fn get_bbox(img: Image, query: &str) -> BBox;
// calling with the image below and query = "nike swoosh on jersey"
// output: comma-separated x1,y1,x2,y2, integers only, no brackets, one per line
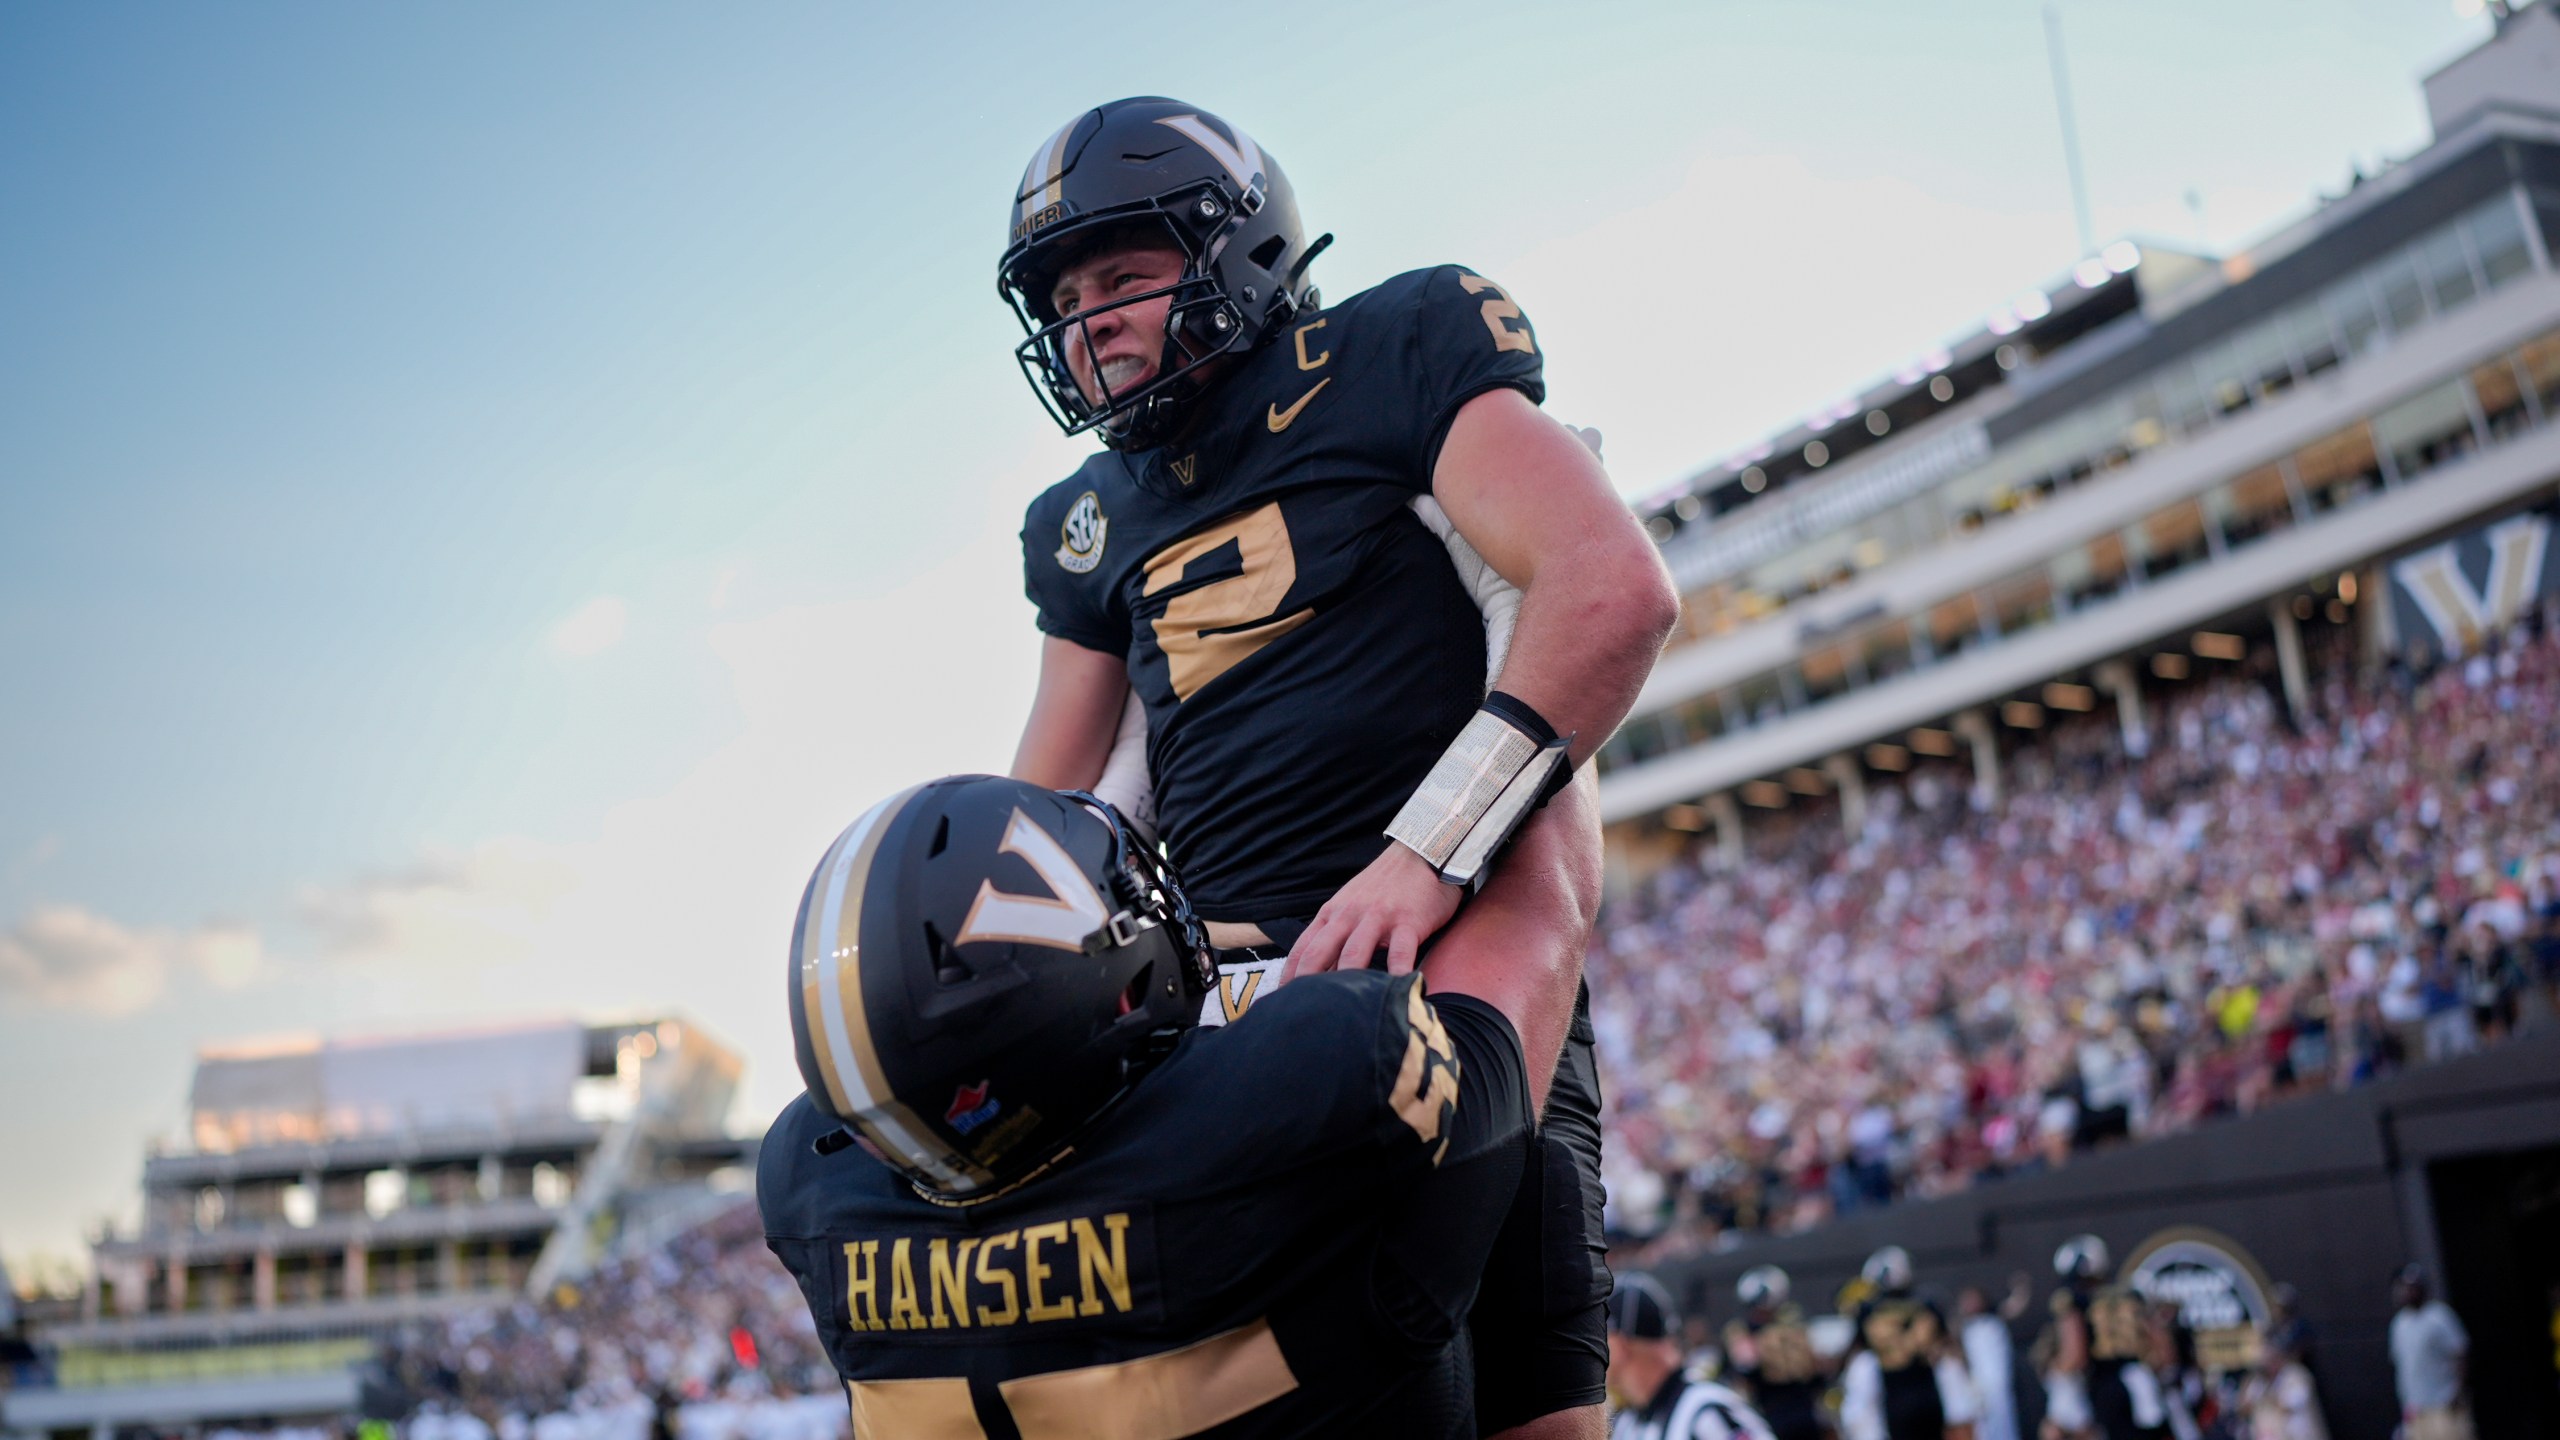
1266,378,1331,432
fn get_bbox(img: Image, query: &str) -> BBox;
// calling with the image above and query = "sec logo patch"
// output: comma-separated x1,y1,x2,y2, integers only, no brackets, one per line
1056,491,1107,574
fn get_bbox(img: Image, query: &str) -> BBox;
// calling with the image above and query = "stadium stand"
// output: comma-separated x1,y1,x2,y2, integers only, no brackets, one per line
380,1202,838,1440
4,1018,756,1439
1595,614,2560,1247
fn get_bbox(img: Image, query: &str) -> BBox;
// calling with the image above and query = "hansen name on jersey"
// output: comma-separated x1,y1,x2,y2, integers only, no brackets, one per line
762,970,1531,1439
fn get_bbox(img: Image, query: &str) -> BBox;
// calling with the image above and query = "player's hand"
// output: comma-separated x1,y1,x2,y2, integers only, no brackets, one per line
1282,843,1461,981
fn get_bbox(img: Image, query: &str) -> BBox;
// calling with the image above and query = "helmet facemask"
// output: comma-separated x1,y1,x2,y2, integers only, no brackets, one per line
1003,206,1256,452
997,99,1320,453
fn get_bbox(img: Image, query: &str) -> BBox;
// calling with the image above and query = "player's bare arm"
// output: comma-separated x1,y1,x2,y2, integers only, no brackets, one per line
1284,389,1678,978
1011,635,1126,789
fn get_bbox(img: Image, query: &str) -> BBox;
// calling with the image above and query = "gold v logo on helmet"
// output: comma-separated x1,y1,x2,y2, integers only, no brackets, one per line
955,809,1111,952
1154,114,1261,191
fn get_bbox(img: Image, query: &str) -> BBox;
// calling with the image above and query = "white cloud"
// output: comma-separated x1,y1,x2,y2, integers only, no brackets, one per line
549,596,628,658
0,906,267,1017
296,843,579,970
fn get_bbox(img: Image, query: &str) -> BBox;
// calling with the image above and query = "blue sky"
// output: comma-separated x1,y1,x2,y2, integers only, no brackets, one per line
0,0,2495,1278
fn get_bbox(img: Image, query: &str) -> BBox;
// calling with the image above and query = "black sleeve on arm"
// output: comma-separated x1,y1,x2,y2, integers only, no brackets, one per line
1365,986,1531,1348
1408,264,1547,482
1423,992,1530,1165
1021,491,1124,655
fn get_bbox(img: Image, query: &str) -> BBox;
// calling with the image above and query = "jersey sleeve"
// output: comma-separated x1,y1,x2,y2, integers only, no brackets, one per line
1401,264,1548,482
1372,973,1530,1169
1021,484,1125,656
756,1094,866,1372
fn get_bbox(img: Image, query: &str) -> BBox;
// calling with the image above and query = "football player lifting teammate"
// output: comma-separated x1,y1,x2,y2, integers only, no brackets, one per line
759,774,1600,1437
1002,97,1678,1439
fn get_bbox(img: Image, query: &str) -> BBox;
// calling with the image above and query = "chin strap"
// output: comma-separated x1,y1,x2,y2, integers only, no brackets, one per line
1383,691,1574,892
1059,789,1214,999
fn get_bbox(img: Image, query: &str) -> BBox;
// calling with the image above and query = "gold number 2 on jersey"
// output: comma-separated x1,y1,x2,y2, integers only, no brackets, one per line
1141,502,1315,701
1457,274,1535,354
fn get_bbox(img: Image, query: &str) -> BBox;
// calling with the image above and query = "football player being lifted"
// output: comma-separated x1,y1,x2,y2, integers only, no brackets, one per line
760,774,1599,1437
1003,97,1678,1440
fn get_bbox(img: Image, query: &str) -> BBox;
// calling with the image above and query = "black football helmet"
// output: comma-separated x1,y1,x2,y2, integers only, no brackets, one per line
787,775,1211,1201
2054,1234,2112,1283
1862,1245,1914,1294
1737,1264,1791,1312
998,97,1328,451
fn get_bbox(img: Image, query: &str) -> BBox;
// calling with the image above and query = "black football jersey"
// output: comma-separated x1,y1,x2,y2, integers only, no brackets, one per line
760,971,1530,1440
1021,266,1545,919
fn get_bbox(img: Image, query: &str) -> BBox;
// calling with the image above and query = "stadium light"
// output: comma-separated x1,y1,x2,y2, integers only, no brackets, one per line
1804,440,1830,467
2044,682,2095,711
2011,290,2053,322
1741,466,1767,493
1866,743,1912,772
1909,727,1958,757
1929,375,1956,403
2002,700,2045,729
2073,258,2114,289
1866,410,1891,436
1742,780,1789,808
2193,631,2247,660
2152,652,2191,679
1664,804,1708,832
2339,573,2359,603
1783,767,1828,795
2102,240,2142,273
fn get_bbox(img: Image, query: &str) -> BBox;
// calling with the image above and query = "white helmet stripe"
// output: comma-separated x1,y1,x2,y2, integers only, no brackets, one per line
805,786,983,1192
1019,116,1079,222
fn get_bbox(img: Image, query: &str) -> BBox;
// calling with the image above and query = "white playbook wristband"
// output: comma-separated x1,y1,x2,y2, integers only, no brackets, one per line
1384,700,1572,890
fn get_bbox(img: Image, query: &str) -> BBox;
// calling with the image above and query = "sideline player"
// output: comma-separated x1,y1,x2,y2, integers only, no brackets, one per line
759,773,1598,1437
1840,1248,1979,1440
2035,1238,2167,1440
1608,1274,1778,1440
1000,96,1680,1440
1724,1266,1834,1440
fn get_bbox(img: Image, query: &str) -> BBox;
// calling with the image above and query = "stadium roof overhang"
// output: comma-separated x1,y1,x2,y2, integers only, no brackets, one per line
1598,270,2560,823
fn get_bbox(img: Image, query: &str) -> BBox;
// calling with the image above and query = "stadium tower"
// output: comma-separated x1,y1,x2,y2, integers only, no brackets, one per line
2,1018,753,1439
1599,3,2560,873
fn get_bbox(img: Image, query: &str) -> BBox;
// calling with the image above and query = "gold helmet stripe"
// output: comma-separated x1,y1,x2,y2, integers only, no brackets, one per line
800,783,992,1192
1019,116,1078,224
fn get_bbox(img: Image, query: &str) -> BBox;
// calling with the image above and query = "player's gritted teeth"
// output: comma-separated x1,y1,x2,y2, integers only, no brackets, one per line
1097,354,1154,394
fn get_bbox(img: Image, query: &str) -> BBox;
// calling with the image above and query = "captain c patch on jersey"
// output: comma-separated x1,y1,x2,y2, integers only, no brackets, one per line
1055,490,1108,574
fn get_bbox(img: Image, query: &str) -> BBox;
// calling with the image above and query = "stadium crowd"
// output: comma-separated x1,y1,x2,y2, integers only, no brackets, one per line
381,1203,840,1440
1594,617,2560,1247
